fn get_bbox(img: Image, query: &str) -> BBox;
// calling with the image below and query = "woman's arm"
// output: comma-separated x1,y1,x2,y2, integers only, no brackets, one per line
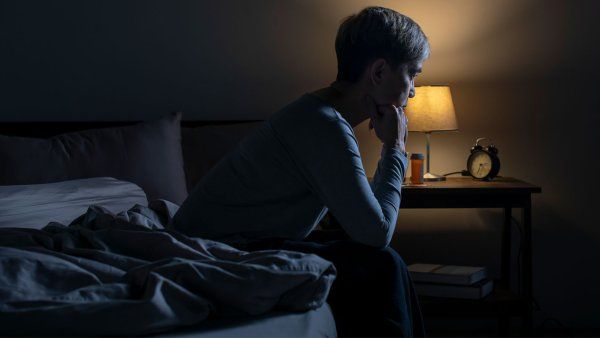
275,114,408,249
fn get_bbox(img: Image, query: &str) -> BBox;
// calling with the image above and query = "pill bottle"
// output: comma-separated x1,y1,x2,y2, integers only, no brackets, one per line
410,153,425,185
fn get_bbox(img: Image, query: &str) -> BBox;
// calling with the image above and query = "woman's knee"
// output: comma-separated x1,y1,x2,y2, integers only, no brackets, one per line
332,241,408,272
375,246,409,276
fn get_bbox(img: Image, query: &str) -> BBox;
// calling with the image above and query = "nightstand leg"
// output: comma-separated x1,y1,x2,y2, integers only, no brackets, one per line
522,198,533,336
501,207,512,291
499,207,513,337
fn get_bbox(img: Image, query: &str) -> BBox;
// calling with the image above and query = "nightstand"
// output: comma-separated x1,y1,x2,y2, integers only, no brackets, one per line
388,176,541,336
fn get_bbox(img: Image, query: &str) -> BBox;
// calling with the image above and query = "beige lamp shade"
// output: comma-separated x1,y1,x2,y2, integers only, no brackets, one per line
404,85,458,132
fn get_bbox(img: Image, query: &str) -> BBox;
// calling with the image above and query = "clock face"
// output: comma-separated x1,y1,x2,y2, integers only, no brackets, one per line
468,151,493,178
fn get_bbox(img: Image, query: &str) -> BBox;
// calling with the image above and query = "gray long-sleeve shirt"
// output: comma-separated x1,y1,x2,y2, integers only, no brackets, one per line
172,93,408,248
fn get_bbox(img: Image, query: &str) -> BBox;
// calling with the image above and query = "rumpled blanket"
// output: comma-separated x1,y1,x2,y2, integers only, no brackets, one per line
0,200,336,336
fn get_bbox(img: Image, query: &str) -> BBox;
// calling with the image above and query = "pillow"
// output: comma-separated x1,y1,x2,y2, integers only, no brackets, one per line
182,121,263,191
0,112,188,204
0,177,148,229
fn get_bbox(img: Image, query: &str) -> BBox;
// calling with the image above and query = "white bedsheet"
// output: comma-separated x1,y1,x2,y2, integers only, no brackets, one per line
0,177,147,228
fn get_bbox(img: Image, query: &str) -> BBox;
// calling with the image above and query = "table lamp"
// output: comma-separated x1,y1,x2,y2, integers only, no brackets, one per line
404,85,458,181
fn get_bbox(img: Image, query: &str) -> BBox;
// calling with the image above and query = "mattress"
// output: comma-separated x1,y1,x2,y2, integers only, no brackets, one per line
153,303,337,338
0,177,148,229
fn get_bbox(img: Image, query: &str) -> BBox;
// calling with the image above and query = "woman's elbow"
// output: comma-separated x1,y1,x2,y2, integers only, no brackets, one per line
359,231,393,249
343,217,395,248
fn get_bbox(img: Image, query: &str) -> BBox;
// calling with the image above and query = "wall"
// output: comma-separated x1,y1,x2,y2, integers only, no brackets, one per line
1,0,598,330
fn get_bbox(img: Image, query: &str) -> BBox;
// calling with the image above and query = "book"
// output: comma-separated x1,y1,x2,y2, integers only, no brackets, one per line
408,263,487,286
413,278,494,299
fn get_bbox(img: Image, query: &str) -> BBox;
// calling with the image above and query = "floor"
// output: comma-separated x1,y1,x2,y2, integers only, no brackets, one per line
423,317,600,337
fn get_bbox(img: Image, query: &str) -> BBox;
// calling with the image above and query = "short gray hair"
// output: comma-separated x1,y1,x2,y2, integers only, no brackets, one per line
335,6,430,82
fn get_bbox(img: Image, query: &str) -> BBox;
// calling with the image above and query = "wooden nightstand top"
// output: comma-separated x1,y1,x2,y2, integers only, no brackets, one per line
403,176,540,193
369,176,541,194
367,176,541,208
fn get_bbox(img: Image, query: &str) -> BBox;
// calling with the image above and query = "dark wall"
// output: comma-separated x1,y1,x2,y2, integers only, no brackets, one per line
0,0,331,120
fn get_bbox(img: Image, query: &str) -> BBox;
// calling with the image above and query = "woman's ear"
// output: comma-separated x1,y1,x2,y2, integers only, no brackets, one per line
369,58,387,86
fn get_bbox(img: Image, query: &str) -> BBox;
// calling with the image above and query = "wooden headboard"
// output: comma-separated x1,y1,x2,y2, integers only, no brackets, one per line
0,120,264,138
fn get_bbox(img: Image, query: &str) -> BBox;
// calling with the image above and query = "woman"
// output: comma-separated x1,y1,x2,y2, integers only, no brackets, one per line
173,6,429,337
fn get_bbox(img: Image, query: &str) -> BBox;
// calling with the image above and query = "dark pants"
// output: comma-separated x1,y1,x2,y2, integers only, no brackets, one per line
232,229,426,338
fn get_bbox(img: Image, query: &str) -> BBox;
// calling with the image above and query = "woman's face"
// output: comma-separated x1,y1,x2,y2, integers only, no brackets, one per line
374,59,423,109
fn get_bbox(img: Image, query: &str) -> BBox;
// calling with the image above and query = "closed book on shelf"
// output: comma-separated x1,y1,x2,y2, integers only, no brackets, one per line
408,263,487,285
414,279,494,299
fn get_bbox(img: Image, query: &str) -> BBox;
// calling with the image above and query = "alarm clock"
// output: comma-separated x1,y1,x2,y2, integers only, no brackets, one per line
467,137,500,180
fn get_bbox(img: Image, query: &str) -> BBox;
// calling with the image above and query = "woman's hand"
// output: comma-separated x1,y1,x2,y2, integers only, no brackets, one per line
364,95,408,154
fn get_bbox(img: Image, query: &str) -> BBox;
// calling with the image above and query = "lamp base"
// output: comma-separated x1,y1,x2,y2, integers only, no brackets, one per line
423,172,446,182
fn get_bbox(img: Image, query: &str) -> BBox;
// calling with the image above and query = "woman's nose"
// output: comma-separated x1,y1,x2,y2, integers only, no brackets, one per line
408,80,415,98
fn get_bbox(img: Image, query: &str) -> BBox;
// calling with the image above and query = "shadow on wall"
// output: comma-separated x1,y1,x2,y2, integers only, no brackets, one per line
0,0,334,121
533,202,600,327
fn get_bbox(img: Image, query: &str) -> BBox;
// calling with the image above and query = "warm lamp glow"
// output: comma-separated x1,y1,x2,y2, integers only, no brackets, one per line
404,85,458,132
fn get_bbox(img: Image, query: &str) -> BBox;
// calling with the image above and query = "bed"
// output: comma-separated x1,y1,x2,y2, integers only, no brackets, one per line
0,114,338,337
